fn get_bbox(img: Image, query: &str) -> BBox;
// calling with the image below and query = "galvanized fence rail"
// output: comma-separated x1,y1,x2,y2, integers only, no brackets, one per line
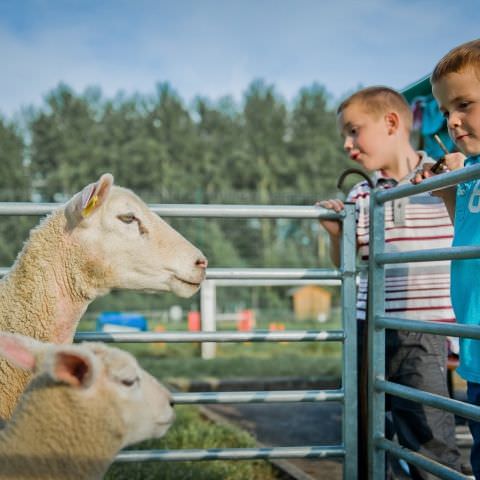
0,202,358,478
368,163,480,480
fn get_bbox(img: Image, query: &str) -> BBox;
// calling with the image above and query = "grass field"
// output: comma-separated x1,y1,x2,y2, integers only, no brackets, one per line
105,406,278,480
78,314,343,380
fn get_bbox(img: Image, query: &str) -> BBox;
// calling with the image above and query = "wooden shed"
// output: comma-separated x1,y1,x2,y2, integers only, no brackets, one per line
288,285,332,321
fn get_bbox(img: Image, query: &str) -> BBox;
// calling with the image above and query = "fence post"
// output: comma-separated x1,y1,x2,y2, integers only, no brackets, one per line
341,203,358,479
201,279,216,359
368,189,386,478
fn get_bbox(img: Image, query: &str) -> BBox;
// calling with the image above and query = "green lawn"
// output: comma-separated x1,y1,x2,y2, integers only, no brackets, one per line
105,406,278,480
78,315,343,381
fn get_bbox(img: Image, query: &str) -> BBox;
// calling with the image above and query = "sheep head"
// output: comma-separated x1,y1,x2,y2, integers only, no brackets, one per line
0,332,175,447
64,173,207,297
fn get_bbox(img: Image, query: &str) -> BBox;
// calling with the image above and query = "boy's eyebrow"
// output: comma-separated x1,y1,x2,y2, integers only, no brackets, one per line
451,94,470,103
443,94,469,108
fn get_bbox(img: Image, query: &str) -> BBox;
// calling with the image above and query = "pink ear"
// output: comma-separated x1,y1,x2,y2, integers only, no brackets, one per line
65,173,114,227
0,334,37,370
53,352,94,388
80,173,114,218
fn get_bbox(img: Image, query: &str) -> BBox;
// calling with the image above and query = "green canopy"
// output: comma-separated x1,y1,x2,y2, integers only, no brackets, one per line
400,73,454,157
401,74,431,102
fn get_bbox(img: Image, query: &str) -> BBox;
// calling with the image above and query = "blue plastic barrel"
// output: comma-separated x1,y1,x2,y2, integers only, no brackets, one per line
96,311,148,332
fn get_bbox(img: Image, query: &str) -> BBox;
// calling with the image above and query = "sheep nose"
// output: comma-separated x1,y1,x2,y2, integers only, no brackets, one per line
196,256,208,269
169,399,175,407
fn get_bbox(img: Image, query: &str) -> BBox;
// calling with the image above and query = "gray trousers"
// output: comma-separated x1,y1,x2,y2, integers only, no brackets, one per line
386,330,461,479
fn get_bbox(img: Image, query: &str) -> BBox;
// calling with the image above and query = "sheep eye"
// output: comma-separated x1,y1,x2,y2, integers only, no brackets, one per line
117,214,136,224
121,377,139,387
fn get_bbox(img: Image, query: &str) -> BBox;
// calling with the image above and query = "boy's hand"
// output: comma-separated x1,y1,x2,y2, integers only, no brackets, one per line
315,199,344,237
411,165,436,185
411,152,466,195
443,152,466,171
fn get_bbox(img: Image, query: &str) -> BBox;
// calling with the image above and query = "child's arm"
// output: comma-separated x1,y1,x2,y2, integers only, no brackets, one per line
435,187,456,222
316,199,344,267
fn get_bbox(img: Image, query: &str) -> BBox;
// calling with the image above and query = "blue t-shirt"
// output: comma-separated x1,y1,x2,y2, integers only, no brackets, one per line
451,155,480,382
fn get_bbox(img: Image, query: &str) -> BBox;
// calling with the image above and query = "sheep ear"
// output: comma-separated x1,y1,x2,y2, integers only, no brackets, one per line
0,333,40,371
65,173,114,228
51,350,96,388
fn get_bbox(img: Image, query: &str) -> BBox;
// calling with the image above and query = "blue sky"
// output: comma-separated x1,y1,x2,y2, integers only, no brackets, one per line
0,0,478,117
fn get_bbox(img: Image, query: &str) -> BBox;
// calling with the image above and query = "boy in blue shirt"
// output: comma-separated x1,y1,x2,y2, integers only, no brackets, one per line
418,38,480,479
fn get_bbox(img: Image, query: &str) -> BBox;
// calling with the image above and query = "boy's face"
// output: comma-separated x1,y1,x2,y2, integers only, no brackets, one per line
433,68,480,156
337,102,394,172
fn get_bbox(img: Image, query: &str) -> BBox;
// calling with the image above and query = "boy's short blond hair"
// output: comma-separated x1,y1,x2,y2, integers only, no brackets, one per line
337,86,413,132
431,39,480,84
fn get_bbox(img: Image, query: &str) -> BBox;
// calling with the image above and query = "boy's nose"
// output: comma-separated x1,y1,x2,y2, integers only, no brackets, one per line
447,112,461,129
343,137,353,151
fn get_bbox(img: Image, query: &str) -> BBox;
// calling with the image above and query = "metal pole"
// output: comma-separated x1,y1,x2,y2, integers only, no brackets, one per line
115,445,346,462
341,203,358,479
368,189,386,478
0,202,344,219
200,279,216,359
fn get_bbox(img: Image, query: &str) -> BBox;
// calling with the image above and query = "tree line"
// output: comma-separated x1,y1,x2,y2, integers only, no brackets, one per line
0,79,351,314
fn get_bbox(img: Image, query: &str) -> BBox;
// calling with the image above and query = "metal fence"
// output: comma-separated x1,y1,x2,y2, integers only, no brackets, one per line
0,202,359,478
368,164,480,480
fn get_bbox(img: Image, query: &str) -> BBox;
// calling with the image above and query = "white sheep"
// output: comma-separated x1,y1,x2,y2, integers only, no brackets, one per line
0,332,175,480
0,173,207,422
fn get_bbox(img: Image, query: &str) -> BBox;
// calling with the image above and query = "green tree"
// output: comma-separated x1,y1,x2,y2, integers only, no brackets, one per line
288,83,348,197
241,79,288,194
0,116,34,264
193,96,244,198
28,84,105,199
0,117,29,200
143,83,200,199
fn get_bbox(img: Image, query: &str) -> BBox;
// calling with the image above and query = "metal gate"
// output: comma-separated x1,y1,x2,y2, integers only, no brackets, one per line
0,201,358,478
367,164,480,479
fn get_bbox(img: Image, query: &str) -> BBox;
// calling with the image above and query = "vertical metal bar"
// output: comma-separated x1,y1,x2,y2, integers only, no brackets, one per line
368,189,386,478
341,203,358,479
200,279,217,359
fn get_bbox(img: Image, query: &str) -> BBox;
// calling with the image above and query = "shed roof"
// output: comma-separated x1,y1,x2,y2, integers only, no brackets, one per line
287,285,331,297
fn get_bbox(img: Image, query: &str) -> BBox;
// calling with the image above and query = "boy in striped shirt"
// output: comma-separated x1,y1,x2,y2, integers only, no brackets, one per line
319,86,461,479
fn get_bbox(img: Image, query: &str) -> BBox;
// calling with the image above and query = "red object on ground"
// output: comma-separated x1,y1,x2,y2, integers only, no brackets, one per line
188,311,201,332
269,322,285,331
237,309,255,331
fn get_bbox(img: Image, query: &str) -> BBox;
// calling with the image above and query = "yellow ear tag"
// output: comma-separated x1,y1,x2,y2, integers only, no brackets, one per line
81,194,99,218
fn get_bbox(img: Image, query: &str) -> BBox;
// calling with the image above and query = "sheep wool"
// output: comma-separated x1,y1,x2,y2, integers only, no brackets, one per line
0,333,174,480
0,173,206,423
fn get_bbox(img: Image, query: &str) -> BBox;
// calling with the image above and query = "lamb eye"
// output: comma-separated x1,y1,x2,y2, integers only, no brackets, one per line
117,214,136,224
121,377,139,387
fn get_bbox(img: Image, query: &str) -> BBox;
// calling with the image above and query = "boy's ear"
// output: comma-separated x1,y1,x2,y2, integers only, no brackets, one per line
384,111,400,135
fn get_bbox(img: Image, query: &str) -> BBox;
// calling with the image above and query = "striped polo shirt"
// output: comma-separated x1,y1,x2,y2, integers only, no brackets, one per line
347,151,455,323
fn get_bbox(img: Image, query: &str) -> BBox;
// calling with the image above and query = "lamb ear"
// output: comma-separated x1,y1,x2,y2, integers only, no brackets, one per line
64,173,114,228
50,349,97,389
0,333,41,371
